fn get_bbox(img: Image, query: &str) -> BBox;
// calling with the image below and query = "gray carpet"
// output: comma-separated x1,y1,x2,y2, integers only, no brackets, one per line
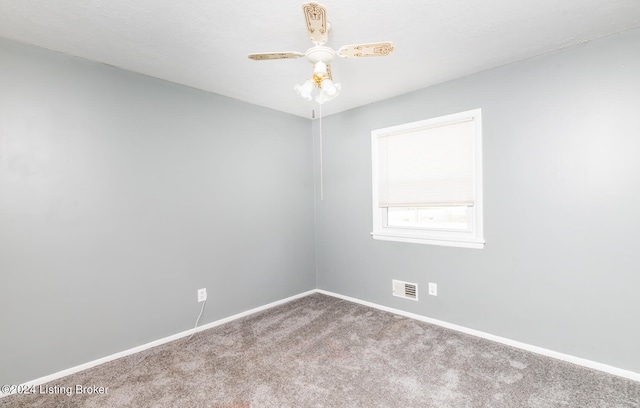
2,293,639,407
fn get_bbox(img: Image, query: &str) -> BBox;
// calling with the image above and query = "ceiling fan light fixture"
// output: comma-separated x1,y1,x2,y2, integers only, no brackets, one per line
320,78,338,96
295,79,315,101
312,60,329,76
316,80,341,104
312,61,329,86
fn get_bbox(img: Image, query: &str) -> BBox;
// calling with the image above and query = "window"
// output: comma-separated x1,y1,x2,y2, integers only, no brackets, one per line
371,109,484,249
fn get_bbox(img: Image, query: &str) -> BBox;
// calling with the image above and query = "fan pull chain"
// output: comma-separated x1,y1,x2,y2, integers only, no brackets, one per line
319,102,324,201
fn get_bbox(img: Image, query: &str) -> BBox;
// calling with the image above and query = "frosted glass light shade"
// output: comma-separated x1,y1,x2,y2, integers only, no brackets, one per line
294,79,314,101
316,79,341,104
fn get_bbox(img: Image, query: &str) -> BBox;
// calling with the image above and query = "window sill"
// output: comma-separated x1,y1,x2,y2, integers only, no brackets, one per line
371,231,485,249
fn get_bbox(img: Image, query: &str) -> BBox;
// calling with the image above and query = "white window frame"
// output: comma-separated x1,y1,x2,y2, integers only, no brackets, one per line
371,109,484,249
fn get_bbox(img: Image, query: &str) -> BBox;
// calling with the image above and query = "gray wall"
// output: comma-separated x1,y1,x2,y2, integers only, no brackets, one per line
314,28,640,373
2,25,639,387
0,38,316,385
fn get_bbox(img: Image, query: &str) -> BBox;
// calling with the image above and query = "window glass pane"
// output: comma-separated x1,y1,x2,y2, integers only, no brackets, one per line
387,206,469,230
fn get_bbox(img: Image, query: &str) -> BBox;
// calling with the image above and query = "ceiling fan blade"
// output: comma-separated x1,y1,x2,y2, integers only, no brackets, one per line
248,52,304,61
338,42,395,58
302,2,328,45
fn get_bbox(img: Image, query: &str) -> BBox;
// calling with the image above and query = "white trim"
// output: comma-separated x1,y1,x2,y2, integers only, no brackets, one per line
372,231,485,249
4,287,638,400
1,290,316,399
315,289,640,383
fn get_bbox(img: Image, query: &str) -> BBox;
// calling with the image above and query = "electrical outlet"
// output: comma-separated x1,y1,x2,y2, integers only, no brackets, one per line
428,282,438,296
197,288,207,302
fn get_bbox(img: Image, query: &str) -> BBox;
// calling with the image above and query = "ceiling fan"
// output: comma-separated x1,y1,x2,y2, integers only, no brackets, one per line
248,2,395,105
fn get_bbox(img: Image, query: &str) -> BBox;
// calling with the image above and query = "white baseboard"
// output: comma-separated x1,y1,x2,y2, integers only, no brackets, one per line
5,287,637,400
316,289,640,383
2,290,316,399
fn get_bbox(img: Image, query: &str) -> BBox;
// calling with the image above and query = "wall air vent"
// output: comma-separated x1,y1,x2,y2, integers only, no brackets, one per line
392,279,418,301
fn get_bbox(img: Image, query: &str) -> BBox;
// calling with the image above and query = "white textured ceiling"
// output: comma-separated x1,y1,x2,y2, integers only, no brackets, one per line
1,0,639,118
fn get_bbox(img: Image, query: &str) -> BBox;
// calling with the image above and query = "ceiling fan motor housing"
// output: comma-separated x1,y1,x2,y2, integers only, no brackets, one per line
305,46,336,64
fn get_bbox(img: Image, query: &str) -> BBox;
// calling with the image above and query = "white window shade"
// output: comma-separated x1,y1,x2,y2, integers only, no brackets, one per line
377,119,475,208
